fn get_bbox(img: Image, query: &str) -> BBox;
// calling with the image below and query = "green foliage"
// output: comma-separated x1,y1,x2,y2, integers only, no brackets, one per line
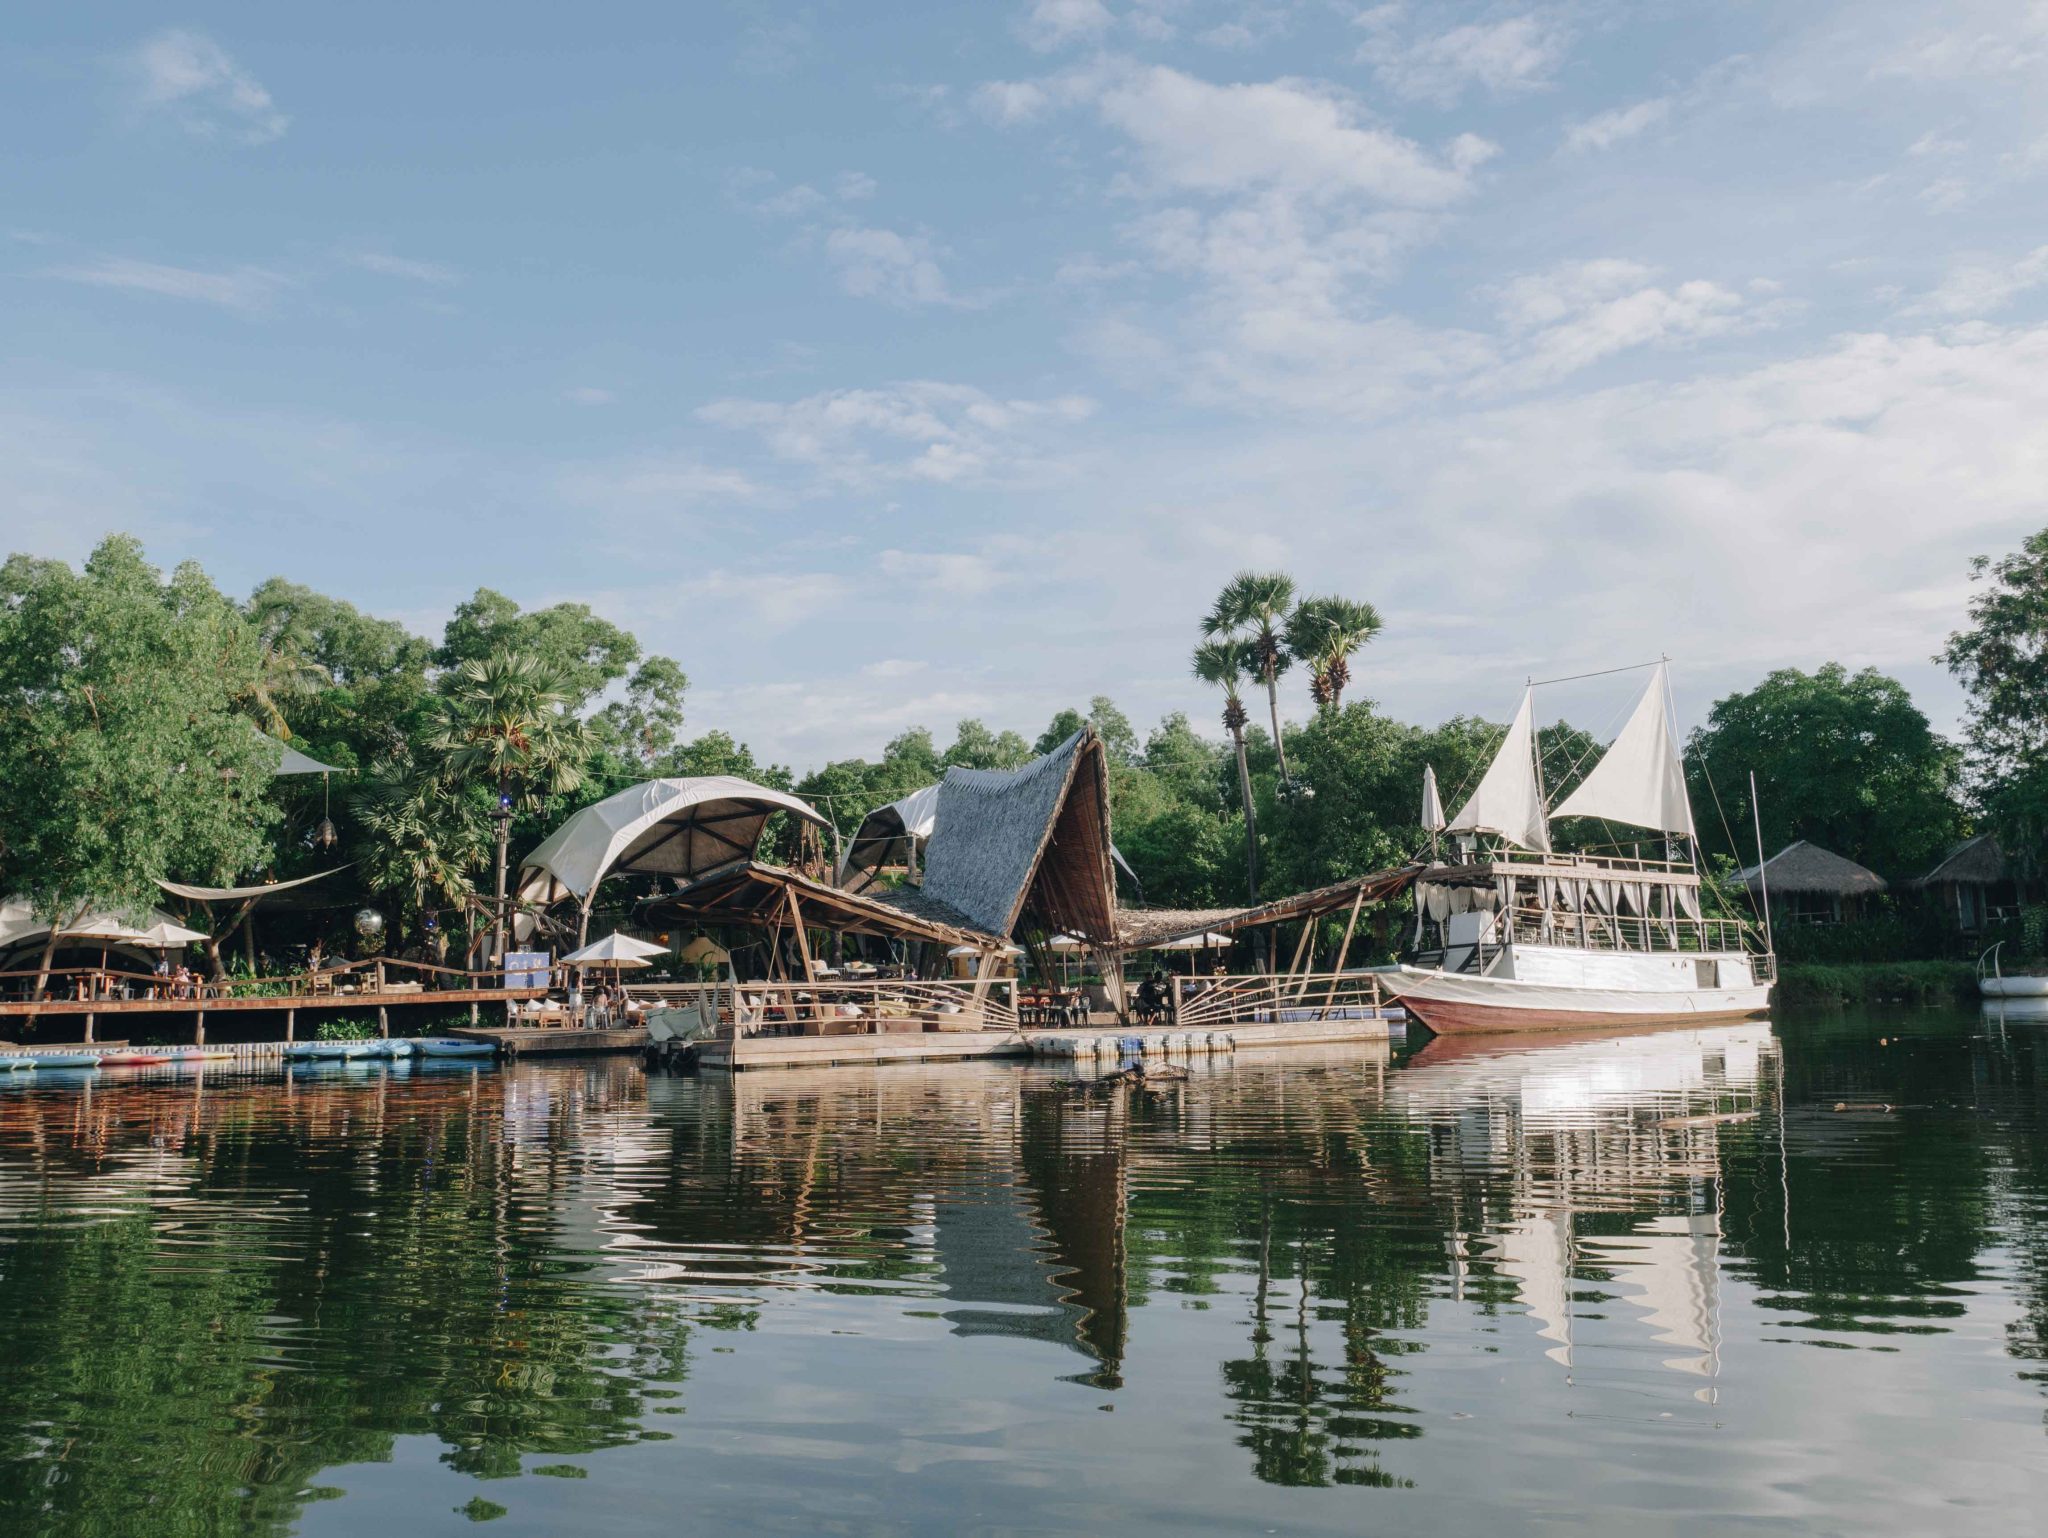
1944,526,2048,877
1774,960,1977,1009
315,1017,377,1041
942,718,1031,770
0,537,278,923
1686,663,1964,878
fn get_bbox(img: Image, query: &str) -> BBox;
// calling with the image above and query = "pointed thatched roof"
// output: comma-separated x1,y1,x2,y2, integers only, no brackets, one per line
1912,833,2008,887
1733,840,1886,897
639,860,1005,949
920,728,1119,942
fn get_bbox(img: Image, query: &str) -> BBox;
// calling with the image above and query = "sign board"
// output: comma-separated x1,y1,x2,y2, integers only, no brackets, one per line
503,951,550,991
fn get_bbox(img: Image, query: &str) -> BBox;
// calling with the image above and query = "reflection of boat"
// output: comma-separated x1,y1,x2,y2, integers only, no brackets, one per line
1982,997,2048,1022
1383,666,1773,1034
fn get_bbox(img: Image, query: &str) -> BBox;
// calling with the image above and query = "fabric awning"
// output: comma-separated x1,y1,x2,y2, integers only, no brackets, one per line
255,729,344,776
157,865,352,902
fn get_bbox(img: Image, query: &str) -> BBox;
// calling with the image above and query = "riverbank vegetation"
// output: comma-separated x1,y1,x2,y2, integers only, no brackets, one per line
2,529,2045,975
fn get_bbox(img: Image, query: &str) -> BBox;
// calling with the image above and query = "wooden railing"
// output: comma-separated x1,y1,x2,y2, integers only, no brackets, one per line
0,956,538,1006
1477,905,1762,959
1172,971,1387,1030
638,979,1021,1038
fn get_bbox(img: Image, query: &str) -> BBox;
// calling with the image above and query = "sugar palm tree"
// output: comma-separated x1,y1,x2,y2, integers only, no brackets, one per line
1204,571,1298,792
1193,638,1261,901
431,651,592,960
1284,596,1384,712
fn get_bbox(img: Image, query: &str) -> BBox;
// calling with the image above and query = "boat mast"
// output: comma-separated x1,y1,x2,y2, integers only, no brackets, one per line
1749,770,1776,959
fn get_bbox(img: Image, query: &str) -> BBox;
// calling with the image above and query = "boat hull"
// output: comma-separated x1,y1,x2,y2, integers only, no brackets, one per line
1386,966,1771,1035
1981,974,2048,998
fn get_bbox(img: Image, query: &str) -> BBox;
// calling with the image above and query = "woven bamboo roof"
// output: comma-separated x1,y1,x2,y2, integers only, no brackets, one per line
1115,865,1423,948
1733,840,1886,897
1912,833,2008,887
921,728,1119,942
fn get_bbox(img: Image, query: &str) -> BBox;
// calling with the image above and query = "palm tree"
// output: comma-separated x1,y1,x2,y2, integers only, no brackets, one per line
431,651,593,960
1193,638,1261,901
1205,571,1298,791
1284,596,1384,713
351,751,492,957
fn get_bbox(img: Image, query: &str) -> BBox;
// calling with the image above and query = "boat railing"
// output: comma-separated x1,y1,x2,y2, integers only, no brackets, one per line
1496,904,1757,956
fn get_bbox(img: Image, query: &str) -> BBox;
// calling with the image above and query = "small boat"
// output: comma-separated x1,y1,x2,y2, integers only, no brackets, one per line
0,1056,38,1072
415,1038,496,1058
96,1051,175,1067
304,1040,378,1060
26,1052,102,1069
370,1038,417,1058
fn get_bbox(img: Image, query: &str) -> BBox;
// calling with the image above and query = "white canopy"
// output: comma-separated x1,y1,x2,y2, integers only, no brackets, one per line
1446,689,1551,852
255,728,343,776
1044,933,1089,951
561,931,669,966
947,941,1024,957
1550,665,1695,839
135,919,210,948
518,776,829,907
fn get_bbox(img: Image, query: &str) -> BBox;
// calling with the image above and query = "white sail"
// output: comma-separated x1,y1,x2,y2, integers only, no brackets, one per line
1446,689,1550,851
1420,764,1445,832
1550,664,1695,838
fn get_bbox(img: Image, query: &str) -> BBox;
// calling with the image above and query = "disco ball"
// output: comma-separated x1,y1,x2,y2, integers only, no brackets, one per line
352,908,386,944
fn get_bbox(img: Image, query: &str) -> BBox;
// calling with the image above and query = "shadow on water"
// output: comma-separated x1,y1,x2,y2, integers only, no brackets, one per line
0,1005,2044,1534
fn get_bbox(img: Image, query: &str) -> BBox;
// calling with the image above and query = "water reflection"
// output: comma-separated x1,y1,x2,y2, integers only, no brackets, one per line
0,1010,2043,1535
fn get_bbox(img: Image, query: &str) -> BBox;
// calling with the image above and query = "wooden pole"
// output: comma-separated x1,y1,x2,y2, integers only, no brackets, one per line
194,1008,205,1046
1318,888,1367,1017
377,1004,389,1039
285,1008,295,1043
83,1011,94,1044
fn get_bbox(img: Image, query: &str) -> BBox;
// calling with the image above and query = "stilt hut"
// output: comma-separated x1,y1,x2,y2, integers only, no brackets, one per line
1910,834,2020,933
1732,841,1886,926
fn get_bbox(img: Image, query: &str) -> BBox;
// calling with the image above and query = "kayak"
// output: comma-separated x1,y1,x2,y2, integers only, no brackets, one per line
0,1057,37,1072
415,1038,495,1058
370,1039,417,1058
308,1040,378,1060
27,1052,101,1069
96,1051,174,1067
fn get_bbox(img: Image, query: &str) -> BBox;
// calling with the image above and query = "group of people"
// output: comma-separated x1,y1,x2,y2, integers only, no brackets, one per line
570,978,636,1029
149,957,199,999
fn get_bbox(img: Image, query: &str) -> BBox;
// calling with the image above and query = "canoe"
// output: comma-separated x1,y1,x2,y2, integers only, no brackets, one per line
370,1039,417,1058
0,1057,38,1072
309,1041,378,1060
96,1051,174,1067
27,1052,101,1069
415,1038,495,1058
165,1048,237,1061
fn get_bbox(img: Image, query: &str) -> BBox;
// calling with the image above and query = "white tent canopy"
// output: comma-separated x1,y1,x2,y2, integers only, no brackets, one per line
1150,931,1236,950
1447,688,1551,852
255,728,344,776
135,919,210,948
1550,665,1696,839
518,776,829,908
561,931,669,966
947,941,1023,957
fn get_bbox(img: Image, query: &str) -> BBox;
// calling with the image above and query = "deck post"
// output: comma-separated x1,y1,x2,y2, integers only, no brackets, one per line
83,1011,94,1044
285,1008,296,1043
470,1000,480,1024
377,1004,389,1038
194,1009,205,1046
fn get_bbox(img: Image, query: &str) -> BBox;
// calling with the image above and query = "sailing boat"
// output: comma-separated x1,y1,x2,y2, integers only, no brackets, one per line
1383,664,1774,1034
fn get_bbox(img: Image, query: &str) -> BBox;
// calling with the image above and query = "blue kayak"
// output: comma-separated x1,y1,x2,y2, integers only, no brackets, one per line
304,1040,377,1060
371,1039,417,1058
0,1057,37,1072
28,1052,101,1069
415,1038,495,1058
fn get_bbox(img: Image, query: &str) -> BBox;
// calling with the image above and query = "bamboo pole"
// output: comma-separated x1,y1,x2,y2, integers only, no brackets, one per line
1316,887,1367,1017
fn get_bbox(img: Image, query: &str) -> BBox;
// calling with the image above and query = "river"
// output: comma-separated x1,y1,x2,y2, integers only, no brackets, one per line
0,1007,2044,1535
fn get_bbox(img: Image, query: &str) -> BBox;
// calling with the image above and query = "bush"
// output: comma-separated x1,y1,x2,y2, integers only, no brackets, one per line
1775,960,1977,1010
314,1017,376,1041
1772,909,2026,966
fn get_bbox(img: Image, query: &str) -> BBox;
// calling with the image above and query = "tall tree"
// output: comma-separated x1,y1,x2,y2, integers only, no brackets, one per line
1205,572,1300,791
431,652,593,957
944,718,1032,770
1687,664,1963,876
1194,638,1263,901
1943,527,2048,877
1284,596,1383,713
0,538,277,993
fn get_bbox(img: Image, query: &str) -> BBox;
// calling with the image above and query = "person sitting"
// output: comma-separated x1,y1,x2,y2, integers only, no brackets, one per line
1135,972,1170,1026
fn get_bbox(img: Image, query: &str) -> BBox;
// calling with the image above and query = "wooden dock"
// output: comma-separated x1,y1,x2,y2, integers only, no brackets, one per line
0,988,545,1044
446,1025,648,1056
697,1014,1394,1072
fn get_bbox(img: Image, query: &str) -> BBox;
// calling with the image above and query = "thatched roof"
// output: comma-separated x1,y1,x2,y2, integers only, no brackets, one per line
1733,840,1886,897
921,728,1119,942
639,861,1005,949
1913,833,2008,887
1115,865,1423,948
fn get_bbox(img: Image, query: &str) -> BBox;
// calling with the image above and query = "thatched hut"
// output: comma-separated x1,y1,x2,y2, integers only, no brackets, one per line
1732,841,1886,925
1910,834,2018,932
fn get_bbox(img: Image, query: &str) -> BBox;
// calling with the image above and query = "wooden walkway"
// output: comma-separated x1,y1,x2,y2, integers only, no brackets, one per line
446,1025,648,1056
0,988,545,1044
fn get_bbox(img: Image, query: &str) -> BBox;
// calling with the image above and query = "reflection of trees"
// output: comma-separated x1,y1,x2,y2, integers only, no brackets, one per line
0,1067,708,1535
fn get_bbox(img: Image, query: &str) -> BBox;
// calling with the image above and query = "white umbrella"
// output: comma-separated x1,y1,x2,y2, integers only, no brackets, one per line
1152,931,1236,951
135,919,209,948
561,932,668,966
946,942,1023,957
1044,934,1088,952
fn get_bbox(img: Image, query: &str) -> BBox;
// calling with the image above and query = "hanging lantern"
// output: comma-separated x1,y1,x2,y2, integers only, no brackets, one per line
353,908,386,945
314,816,337,849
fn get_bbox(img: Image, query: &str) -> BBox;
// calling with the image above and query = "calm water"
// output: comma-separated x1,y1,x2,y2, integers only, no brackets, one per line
1,1010,2045,1536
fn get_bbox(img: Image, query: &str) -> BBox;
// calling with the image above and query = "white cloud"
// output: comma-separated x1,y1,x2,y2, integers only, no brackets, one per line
565,386,616,406
127,29,287,143
1484,260,1755,389
1359,10,1570,106
346,251,459,284
880,548,1007,595
974,79,1052,124
1906,245,2048,318
1019,0,1114,52
1564,97,1672,152
823,225,969,307
556,453,759,516
699,382,1094,488
835,171,878,201
46,256,288,313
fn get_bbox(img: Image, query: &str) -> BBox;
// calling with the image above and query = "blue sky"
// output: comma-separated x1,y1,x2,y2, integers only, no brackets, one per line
7,2,2048,766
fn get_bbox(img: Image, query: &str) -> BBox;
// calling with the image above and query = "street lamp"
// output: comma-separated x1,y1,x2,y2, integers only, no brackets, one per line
491,791,514,965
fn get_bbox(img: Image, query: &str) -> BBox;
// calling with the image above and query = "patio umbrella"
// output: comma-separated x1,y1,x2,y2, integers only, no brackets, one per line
135,919,209,948
945,942,1023,957
562,931,667,988
1152,931,1235,950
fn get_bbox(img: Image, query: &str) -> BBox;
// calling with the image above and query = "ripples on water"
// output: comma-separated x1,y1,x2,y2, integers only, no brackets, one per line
0,1011,2044,1536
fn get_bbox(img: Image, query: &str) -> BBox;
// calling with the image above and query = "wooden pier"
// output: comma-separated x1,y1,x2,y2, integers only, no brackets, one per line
445,1024,648,1056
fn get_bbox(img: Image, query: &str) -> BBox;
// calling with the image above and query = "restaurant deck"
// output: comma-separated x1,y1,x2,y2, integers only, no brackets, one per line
0,987,546,1043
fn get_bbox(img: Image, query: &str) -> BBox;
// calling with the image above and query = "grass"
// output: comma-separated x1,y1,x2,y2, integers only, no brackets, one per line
1775,960,1978,1010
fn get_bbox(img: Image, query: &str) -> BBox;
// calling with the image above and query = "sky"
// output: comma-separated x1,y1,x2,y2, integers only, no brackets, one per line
7,2,2048,769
